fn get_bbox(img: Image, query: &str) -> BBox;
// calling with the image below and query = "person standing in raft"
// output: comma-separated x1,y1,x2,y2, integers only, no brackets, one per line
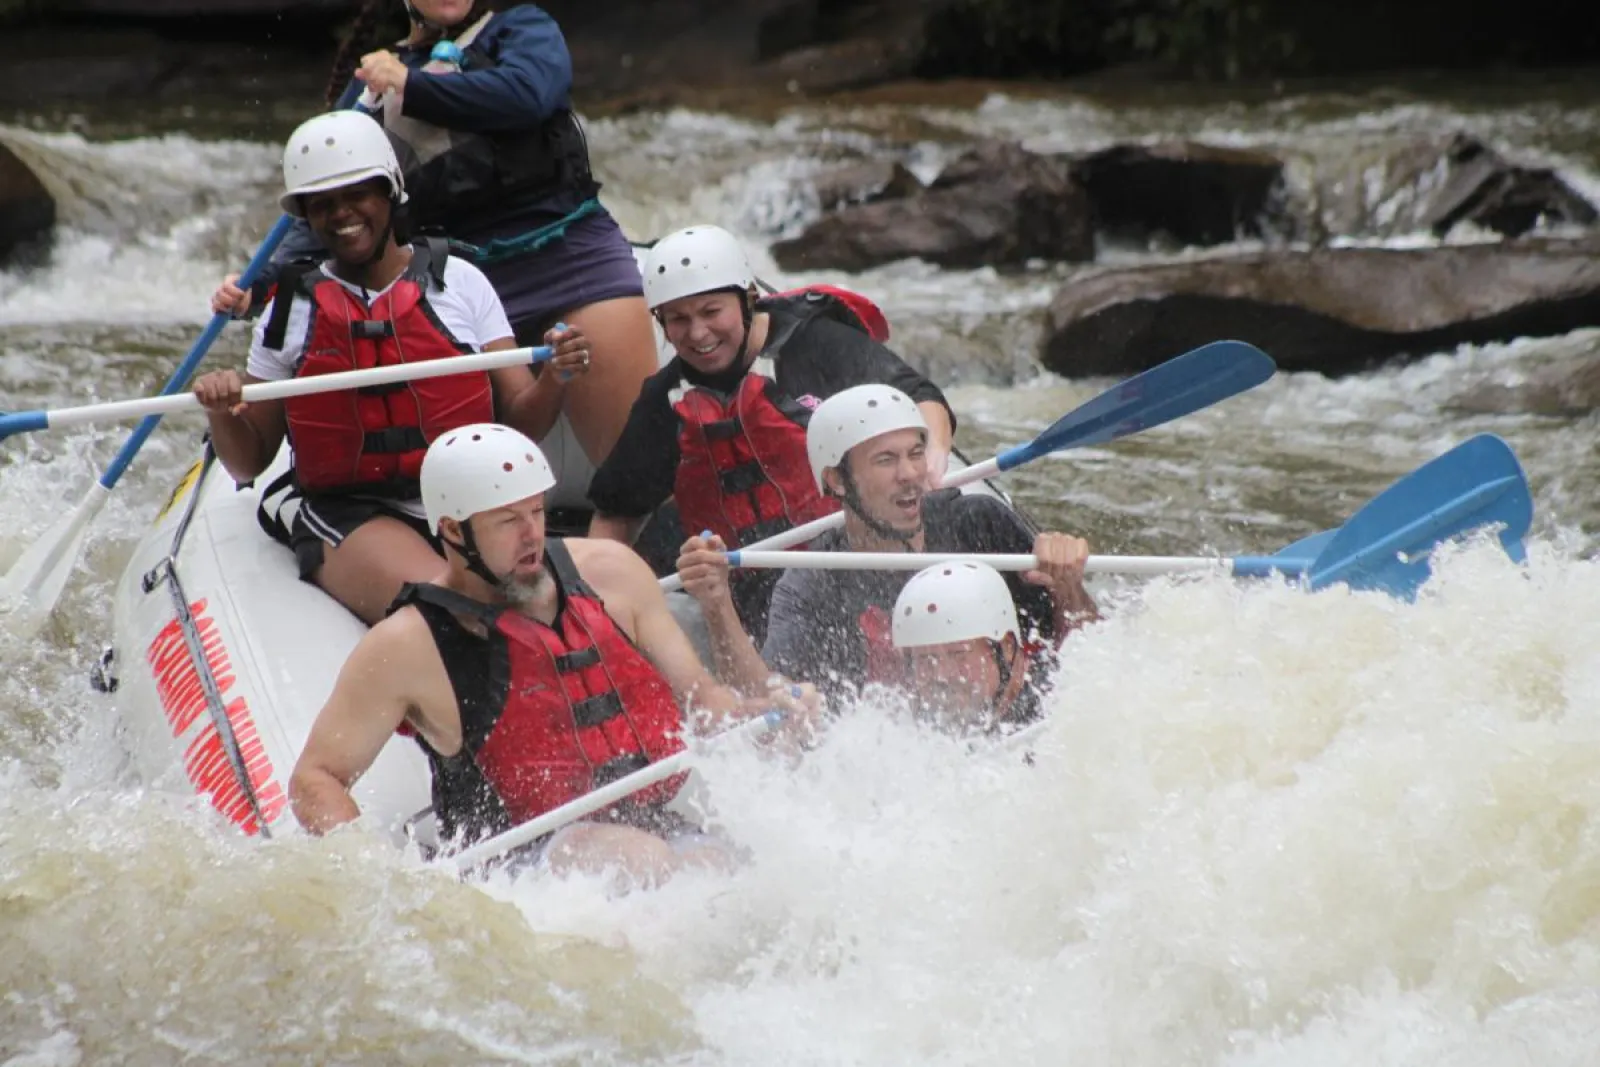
197,111,591,625
290,425,820,883
676,384,1099,720
585,224,956,642
297,0,660,469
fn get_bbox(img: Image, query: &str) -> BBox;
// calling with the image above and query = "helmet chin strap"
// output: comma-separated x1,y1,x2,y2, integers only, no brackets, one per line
441,517,505,588
836,464,921,546
988,639,1016,712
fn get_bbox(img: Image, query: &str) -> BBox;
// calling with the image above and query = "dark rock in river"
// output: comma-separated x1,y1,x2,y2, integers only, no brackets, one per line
1042,237,1600,377
772,141,1093,271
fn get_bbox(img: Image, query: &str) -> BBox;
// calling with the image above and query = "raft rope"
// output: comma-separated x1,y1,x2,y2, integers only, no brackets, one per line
447,197,604,265
141,445,274,839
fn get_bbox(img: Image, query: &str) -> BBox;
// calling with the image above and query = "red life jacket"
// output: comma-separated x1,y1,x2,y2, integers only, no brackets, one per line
767,285,890,342
671,369,838,549
859,600,1045,724
859,604,907,687
667,285,890,548
263,239,496,497
397,540,687,844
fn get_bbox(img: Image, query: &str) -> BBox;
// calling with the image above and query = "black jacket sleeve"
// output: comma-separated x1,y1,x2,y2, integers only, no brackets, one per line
585,367,682,517
776,315,956,434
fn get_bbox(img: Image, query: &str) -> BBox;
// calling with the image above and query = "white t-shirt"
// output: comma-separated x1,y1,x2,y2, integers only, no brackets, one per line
249,254,512,520
247,254,513,380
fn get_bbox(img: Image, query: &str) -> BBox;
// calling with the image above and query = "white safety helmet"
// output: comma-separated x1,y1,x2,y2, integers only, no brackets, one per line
421,423,556,533
893,561,1019,650
642,225,757,310
806,383,929,491
279,111,407,218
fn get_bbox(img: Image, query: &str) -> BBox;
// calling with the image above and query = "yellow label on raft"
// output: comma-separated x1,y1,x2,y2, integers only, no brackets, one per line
155,460,203,523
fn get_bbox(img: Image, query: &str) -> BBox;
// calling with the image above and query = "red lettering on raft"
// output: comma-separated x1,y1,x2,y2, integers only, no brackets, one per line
146,600,286,834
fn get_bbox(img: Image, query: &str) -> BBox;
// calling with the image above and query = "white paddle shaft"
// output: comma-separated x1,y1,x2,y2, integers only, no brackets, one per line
444,710,780,874
727,550,1238,576
658,457,1003,592
41,347,549,430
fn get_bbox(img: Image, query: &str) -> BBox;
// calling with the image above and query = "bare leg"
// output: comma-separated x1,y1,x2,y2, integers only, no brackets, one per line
555,295,660,466
543,823,679,887
542,822,736,889
309,516,448,625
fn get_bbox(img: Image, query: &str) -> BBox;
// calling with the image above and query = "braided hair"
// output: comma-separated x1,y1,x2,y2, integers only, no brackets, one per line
323,0,390,108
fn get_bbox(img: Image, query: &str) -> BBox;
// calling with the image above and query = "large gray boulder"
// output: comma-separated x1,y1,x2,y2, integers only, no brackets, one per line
0,141,53,265
772,141,1093,272
1069,141,1286,247
1042,237,1600,377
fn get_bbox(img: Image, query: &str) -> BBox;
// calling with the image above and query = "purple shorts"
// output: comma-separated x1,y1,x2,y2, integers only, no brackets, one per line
481,210,646,344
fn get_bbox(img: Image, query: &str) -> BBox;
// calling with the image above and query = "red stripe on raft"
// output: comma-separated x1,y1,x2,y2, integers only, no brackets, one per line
147,600,286,835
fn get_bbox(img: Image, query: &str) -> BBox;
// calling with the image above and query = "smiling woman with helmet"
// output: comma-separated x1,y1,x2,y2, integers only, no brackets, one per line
195,111,590,626
587,224,957,642
219,0,658,480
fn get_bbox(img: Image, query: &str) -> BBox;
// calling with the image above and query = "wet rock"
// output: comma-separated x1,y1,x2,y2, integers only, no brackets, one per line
759,36,919,93
1451,350,1600,416
772,141,1092,272
0,142,54,265
1305,133,1597,241
1070,141,1286,247
811,160,923,212
1416,133,1597,238
1041,237,1600,377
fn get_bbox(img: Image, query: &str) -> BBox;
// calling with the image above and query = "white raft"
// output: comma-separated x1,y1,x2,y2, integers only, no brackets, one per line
102,247,663,844
101,257,1017,846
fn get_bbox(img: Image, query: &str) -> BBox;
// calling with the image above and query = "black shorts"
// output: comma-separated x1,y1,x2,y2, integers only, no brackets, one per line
289,494,440,581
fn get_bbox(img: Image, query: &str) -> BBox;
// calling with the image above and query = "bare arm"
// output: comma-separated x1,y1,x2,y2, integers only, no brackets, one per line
577,540,756,733
289,612,437,834
1027,532,1100,643
489,326,593,443
588,512,646,543
918,399,955,485
917,399,953,455
193,370,287,483
675,532,774,691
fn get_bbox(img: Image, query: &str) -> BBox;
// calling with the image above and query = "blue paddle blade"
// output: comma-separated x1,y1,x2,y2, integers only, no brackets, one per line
997,341,1276,470
1307,434,1533,598
1271,528,1336,566
1226,527,1335,578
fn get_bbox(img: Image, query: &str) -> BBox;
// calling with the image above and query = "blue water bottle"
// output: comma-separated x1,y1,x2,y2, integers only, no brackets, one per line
430,40,467,71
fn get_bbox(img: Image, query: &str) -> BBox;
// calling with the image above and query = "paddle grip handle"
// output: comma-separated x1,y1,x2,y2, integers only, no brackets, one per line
0,410,49,443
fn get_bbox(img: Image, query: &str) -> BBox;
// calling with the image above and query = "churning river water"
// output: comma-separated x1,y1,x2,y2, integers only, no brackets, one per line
1,75,1598,1064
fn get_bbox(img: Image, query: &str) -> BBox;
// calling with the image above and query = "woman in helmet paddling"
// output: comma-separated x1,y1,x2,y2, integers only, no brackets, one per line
197,112,591,625
587,225,957,642
675,385,1098,713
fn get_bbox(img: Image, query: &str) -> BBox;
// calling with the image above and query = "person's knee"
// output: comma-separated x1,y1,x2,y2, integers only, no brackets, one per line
543,822,678,886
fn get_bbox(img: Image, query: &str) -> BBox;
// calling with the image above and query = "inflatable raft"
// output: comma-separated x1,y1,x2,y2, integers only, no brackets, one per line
96,255,1023,846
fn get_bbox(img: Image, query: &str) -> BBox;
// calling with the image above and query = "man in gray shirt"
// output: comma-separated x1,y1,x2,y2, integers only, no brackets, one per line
675,385,1099,716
